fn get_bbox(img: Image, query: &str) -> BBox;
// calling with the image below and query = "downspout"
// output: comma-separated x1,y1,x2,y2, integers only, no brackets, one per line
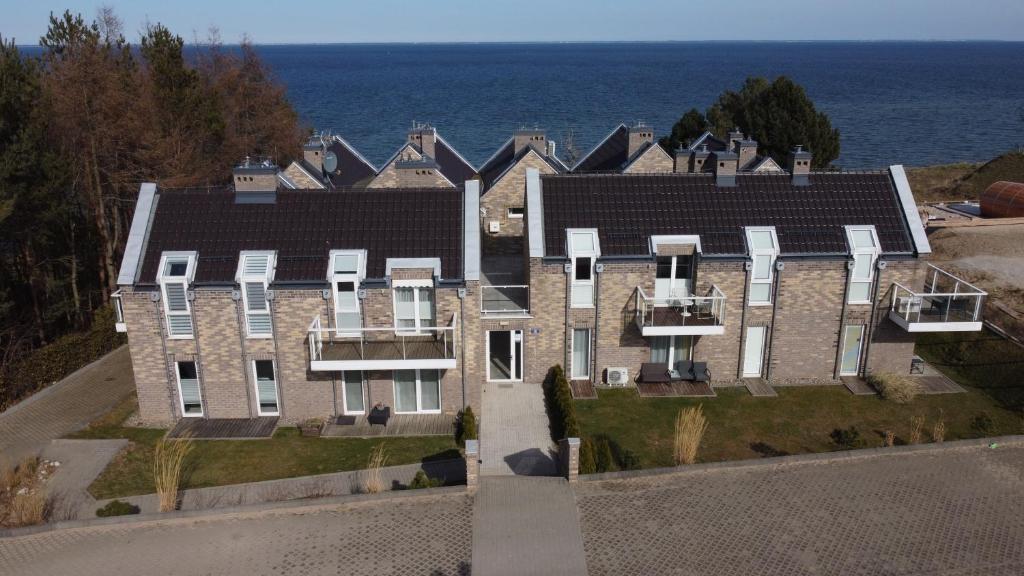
155,294,177,421
833,262,853,381
269,296,285,420
859,264,885,379
235,295,254,418
592,265,601,383
737,263,751,379
191,294,209,419
763,263,782,382
564,263,571,373
460,288,467,409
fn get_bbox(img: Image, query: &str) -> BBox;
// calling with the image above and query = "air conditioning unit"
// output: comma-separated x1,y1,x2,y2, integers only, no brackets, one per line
488,220,500,234
605,367,629,387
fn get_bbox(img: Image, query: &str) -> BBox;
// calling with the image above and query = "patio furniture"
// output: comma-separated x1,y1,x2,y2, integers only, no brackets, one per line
640,361,711,383
368,405,391,426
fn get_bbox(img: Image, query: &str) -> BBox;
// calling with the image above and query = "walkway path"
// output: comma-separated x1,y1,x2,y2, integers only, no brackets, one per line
0,346,135,465
471,476,588,576
479,382,557,476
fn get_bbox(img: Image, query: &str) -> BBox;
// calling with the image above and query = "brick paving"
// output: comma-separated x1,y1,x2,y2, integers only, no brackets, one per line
0,493,474,576
479,382,557,476
0,346,135,465
576,442,1024,576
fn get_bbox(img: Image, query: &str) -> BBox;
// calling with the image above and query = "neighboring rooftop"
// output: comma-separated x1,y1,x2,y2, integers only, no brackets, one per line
135,186,464,284
540,172,916,257
478,136,567,191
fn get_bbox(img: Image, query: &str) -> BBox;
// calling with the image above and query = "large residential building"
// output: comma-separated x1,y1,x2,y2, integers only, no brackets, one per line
113,129,985,428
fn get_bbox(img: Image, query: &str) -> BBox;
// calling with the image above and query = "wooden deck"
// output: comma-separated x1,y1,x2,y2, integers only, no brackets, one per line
321,339,450,361
744,378,778,397
569,380,598,400
168,417,278,439
649,307,719,328
841,377,877,396
637,381,716,398
321,413,456,438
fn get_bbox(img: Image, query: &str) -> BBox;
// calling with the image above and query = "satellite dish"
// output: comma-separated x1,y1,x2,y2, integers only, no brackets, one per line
323,151,338,173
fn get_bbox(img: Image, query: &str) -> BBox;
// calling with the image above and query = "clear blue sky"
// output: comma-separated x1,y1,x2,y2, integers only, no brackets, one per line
2,0,1023,44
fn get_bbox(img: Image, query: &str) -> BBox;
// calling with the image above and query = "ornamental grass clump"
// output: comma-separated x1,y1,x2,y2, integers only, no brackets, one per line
909,415,926,444
674,404,708,465
361,443,389,494
153,437,193,513
869,373,921,404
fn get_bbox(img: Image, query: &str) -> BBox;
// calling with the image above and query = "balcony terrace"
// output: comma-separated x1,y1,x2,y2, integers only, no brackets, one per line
888,265,986,332
635,285,727,336
308,314,457,371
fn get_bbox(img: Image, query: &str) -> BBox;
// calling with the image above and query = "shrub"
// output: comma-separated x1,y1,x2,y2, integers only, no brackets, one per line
932,419,946,443
884,430,896,447
594,436,617,473
869,373,921,404
8,492,46,527
830,427,861,450
674,405,708,465
408,470,443,490
616,448,642,471
96,499,140,517
360,443,389,494
456,406,477,446
542,365,581,441
579,437,597,474
970,413,994,436
909,415,925,444
153,437,194,512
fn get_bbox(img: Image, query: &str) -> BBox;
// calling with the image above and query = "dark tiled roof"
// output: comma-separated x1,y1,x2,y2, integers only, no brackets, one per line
434,137,477,185
138,187,463,284
479,140,566,192
573,125,630,172
325,139,377,187
541,172,915,258
688,132,729,152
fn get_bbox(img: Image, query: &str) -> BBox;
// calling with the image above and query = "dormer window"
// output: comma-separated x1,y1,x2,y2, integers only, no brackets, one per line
236,251,276,337
745,227,779,306
846,226,880,304
158,252,197,339
329,250,366,336
568,229,600,308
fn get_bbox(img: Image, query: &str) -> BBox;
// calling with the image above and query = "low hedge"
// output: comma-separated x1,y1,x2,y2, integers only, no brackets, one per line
542,365,581,441
0,306,126,410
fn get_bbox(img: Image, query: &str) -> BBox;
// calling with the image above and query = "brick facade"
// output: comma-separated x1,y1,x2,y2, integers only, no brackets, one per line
623,144,674,174
368,145,453,189
480,150,558,252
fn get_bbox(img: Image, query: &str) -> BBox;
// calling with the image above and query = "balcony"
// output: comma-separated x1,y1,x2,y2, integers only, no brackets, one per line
635,285,727,336
111,289,126,333
888,265,986,332
481,285,529,316
308,314,457,371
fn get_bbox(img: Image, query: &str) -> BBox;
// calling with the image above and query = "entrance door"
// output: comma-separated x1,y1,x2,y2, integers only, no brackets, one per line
840,325,866,376
487,330,522,381
743,326,767,377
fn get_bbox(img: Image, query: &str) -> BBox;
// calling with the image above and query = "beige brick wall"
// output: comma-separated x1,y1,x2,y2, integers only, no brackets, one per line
192,291,248,419
122,288,177,425
282,163,322,189
480,150,558,243
593,262,654,383
368,145,454,189
623,144,673,174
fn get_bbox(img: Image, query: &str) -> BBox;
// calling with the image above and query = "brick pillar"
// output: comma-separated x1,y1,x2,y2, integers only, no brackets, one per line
465,440,480,493
560,437,580,483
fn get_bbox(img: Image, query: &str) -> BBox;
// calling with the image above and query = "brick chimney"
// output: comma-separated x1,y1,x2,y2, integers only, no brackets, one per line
728,127,745,154
787,145,813,186
514,128,546,156
303,135,325,173
689,144,712,173
233,156,279,203
737,136,758,171
408,123,437,159
711,150,738,187
628,123,654,159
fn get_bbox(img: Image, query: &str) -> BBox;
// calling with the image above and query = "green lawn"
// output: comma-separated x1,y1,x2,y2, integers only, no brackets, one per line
69,394,459,499
575,330,1024,469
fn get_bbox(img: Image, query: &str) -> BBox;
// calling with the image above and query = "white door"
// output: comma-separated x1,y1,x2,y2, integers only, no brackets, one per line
743,326,767,377
840,325,866,376
571,329,591,380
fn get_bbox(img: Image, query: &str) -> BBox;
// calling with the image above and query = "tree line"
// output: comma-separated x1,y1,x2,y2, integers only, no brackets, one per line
0,9,303,370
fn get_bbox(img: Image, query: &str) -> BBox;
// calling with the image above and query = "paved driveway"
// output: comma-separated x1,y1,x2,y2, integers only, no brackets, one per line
479,382,557,476
577,442,1024,576
0,346,135,465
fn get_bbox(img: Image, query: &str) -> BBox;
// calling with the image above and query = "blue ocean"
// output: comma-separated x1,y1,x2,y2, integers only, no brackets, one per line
252,41,1024,170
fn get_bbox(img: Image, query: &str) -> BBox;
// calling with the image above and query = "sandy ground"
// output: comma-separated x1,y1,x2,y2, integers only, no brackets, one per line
926,224,1024,317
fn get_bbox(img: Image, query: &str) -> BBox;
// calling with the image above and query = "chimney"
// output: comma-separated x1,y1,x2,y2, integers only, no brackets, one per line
787,145,813,186
545,139,556,159
711,149,738,187
673,147,688,173
303,135,325,173
408,122,437,160
233,156,279,203
689,144,711,173
514,128,546,156
728,127,744,154
627,123,654,159
737,135,758,171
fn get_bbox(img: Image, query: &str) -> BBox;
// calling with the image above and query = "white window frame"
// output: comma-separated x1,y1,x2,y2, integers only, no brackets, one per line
840,324,866,376
328,250,366,337
175,360,204,418
507,206,524,219
570,328,592,380
568,229,600,309
845,226,880,305
236,251,276,338
392,282,435,335
157,252,197,340
392,369,442,414
251,359,280,416
655,255,695,299
650,335,693,368
341,370,366,415
745,227,779,307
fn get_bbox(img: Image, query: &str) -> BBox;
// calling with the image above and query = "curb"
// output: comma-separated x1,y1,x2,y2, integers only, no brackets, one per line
580,434,1024,482
0,484,468,539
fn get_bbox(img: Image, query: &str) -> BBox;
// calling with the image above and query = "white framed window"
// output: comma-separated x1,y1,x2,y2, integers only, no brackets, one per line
840,325,866,375
328,250,366,336
236,251,276,338
650,335,692,368
175,360,203,417
507,206,524,219
568,229,600,308
158,252,197,339
845,226,880,304
742,326,767,377
252,359,280,416
393,285,435,334
745,227,779,306
655,255,694,300
570,328,591,380
342,370,365,415
393,369,441,414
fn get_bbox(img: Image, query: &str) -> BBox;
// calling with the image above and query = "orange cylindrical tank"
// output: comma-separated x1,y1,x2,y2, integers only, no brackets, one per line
980,181,1024,218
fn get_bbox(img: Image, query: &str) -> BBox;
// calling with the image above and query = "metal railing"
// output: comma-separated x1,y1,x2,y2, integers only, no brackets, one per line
481,285,530,315
889,265,986,325
635,285,727,329
111,289,127,333
308,313,457,363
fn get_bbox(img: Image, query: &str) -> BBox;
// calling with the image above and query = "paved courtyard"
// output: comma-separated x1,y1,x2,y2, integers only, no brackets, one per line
479,382,557,476
576,442,1024,576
